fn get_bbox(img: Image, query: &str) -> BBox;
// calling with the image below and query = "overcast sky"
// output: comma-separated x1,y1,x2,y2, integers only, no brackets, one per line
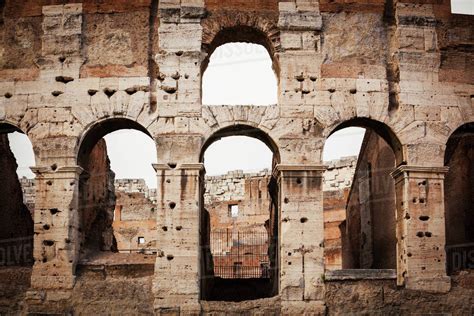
451,0,474,14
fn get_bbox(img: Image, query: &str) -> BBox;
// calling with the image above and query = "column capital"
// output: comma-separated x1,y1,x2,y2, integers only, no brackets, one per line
153,163,204,172
31,165,85,178
390,165,449,180
275,164,328,172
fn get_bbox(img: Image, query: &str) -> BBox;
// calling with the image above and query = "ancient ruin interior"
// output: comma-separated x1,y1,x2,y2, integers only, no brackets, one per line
0,0,473,314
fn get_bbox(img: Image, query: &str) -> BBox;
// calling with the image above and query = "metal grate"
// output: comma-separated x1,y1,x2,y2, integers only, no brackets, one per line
210,230,270,279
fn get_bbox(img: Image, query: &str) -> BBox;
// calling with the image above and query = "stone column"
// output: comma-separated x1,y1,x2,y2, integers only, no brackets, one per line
153,162,203,314
277,164,326,314
391,166,451,293
26,166,83,313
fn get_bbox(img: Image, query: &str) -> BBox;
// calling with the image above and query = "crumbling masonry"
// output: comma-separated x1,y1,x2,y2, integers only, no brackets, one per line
0,0,473,314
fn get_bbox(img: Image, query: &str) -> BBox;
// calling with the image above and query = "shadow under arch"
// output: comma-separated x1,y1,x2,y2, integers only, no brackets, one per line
444,122,474,165
0,121,35,267
326,117,405,166
201,26,280,78
443,121,474,275
200,124,281,165
76,117,153,167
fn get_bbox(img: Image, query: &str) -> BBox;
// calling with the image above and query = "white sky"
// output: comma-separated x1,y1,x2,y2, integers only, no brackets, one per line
202,43,278,105
451,0,474,14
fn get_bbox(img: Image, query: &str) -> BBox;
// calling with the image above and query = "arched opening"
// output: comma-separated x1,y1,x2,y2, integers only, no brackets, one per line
444,122,474,275
202,28,278,106
0,123,35,267
200,125,280,301
322,119,401,272
76,119,158,265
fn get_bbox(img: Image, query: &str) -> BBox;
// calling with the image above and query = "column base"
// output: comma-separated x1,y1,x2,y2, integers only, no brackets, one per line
281,300,326,315
405,276,451,293
25,289,73,314
154,297,201,315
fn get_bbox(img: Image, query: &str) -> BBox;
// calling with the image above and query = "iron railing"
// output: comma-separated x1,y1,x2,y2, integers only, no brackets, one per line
210,230,270,279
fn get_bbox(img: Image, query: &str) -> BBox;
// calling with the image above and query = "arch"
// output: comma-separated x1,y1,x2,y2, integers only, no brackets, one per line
443,121,474,274
200,124,280,165
325,117,404,166
76,117,153,167
444,122,474,165
201,25,280,77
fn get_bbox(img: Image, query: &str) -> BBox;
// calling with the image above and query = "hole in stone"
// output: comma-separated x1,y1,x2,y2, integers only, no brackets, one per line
55,76,74,84
162,226,168,231
419,215,429,221
328,88,336,93
50,208,59,215
295,74,305,82
51,91,63,97
425,232,432,237
419,198,425,203
167,254,174,261
176,226,182,231
300,217,308,223
169,202,176,209
88,89,98,96
166,179,171,183
405,213,410,220
162,86,177,94
288,252,292,256
46,180,53,186
412,198,417,203
51,164,57,171
125,87,138,95
296,178,302,184
103,88,117,98
350,88,357,94
171,72,180,80
284,197,289,204
43,240,55,246
43,224,50,230
421,266,426,270
176,51,183,56
288,262,292,265
168,163,177,169
65,238,71,244
42,258,47,263
309,76,317,82
4,92,12,98
416,231,424,237
407,253,412,257
58,56,66,63
422,180,427,185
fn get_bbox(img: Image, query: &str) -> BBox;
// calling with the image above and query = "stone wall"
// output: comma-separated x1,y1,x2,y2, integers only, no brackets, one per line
78,139,116,255
204,169,272,233
19,177,35,214
343,130,397,269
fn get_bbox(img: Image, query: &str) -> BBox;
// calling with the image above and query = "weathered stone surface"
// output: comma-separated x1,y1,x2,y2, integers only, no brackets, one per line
0,0,472,314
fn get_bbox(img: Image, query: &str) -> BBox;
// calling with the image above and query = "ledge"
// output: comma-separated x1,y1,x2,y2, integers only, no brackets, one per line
325,269,396,281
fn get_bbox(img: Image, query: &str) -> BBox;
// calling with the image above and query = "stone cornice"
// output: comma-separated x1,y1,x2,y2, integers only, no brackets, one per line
153,163,204,172
275,164,328,172
390,165,449,179
31,166,85,177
